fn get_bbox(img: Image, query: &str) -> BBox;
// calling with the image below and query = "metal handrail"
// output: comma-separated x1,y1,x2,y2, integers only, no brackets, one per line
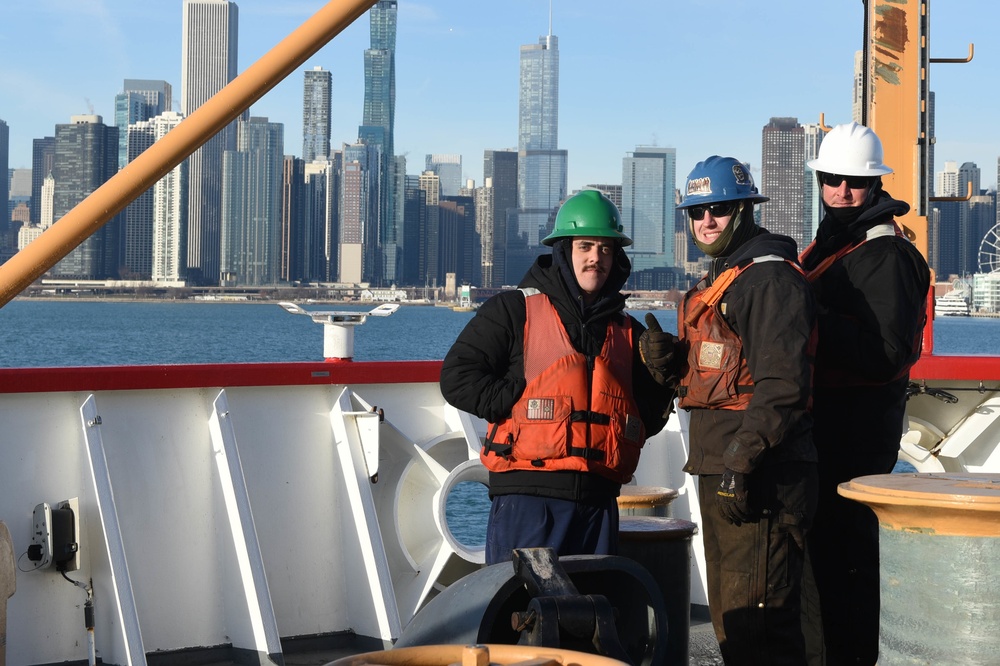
930,182,974,202
930,43,974,64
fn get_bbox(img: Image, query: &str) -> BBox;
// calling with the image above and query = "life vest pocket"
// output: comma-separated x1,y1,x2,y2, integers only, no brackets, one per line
509,395,573,461
679,339,745,409
604,412,644,480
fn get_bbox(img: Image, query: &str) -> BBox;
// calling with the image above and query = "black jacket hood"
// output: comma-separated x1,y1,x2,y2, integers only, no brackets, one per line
707,226,799,284
805,188,910,269
518,240,631,319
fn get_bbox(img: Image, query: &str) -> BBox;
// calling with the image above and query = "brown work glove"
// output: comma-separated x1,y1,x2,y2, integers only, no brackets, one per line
639,313,678,387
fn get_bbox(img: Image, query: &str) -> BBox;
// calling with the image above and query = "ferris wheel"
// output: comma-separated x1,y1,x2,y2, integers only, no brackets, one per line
978,223,1000,274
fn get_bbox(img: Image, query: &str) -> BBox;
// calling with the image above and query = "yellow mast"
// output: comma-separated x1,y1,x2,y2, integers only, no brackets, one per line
863,0,975,259
0,0,378,309
863,0,931,259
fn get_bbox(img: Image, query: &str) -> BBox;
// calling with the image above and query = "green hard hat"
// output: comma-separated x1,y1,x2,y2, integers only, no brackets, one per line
541,190,632,247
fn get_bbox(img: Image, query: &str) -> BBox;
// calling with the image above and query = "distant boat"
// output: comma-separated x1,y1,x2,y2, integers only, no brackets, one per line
625,298,673,310
935,290,971,317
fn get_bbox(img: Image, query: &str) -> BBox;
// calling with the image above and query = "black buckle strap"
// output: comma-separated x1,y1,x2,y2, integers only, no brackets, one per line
485,423,513,457
569,410,611,425
568,446,605,461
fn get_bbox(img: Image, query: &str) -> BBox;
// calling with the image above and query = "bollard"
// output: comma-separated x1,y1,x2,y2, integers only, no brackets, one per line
330,643,631,665
618,516,697,666
839,473,1000,665
617,485,679,517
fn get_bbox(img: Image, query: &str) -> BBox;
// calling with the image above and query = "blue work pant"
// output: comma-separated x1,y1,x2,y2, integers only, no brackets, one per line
485,494,619,565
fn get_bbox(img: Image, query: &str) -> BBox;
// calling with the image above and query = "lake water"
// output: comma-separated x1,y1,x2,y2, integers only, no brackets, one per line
1,299,996,367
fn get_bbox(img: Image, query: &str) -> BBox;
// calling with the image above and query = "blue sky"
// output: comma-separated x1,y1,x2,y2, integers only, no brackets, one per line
2,0,998,192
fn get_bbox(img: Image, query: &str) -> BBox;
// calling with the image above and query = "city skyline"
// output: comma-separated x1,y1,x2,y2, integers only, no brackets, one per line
3,1,1000,195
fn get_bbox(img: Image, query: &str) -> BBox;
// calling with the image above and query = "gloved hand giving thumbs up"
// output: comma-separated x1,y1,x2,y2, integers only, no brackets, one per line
639,312,678,387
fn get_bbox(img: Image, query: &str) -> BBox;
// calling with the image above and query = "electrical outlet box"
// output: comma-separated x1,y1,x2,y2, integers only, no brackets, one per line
29,498,80,571
30,502,53,569
53,498,80,572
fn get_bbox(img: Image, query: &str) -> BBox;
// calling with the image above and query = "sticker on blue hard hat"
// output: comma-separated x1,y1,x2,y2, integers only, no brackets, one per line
732,164,748,185
687,177,711,197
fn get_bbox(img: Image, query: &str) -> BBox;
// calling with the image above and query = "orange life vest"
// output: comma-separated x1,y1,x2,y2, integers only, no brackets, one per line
482,291,645,484
799,222,925,386
677,256,808,410
677,262,755,410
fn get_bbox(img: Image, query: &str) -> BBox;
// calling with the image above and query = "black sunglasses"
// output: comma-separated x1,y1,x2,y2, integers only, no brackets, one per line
819,172,875,189
687,202,737,221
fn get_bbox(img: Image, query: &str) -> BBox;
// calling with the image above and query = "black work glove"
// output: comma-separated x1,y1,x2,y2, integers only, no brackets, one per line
717,468,752,526
639,313,677,386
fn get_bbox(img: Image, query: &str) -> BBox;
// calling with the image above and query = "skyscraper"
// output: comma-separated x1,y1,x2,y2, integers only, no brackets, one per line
803,123,825,239
220,117,284,287
474,183,496,287
125,111,187,280
418,170,441,287
484,149,518,286
439,196,476,287
761,117,806,247
621,146,676,271
936,160,960,197
425,154,462,197
30,137,55,226
968,191,996,275
360,0,397,285
0,119,8,235
149,114,188,283
128,112,187,282
7,169,31,226
282,155,308,282
852,50,866,124
516,18,567,249
302,66,332,162
400,174,427,287
115,79,172,169
958,162,983,275
51,115,121,279
304,153,341,283
182,0,239,285
340,142,379,284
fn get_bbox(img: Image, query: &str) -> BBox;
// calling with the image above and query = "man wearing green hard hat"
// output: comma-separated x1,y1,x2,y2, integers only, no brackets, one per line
440,189,677,564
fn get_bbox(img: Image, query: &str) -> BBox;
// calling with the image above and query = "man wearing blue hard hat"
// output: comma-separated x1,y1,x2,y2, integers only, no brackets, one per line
666,156,818,664
440,189,676,564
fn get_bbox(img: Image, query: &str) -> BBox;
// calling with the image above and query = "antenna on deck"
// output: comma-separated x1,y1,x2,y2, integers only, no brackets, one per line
278,302,400,361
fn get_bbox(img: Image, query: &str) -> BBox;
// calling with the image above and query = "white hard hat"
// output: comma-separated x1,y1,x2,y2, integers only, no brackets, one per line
807,122,893,176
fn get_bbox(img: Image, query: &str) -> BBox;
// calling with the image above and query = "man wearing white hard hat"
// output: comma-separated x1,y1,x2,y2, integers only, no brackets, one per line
799,122,930,665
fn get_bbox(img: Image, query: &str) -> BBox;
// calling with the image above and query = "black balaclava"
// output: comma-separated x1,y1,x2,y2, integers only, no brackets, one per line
552,238,630,312
813,176,887,253
693,201,758,258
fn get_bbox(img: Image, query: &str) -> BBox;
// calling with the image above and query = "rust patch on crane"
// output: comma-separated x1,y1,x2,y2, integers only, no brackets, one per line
873,3,909,85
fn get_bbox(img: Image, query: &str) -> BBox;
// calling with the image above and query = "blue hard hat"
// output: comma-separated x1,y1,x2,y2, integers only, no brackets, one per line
677,156,769,209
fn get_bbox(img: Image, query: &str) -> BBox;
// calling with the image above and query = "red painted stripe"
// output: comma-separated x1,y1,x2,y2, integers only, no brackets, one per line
1,353,996,395
910,354,1000,381
0,360,444,394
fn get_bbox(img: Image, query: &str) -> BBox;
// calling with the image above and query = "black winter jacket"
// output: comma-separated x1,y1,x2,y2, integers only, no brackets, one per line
440,242,673,502
802,189,931,456
682,228,817,475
